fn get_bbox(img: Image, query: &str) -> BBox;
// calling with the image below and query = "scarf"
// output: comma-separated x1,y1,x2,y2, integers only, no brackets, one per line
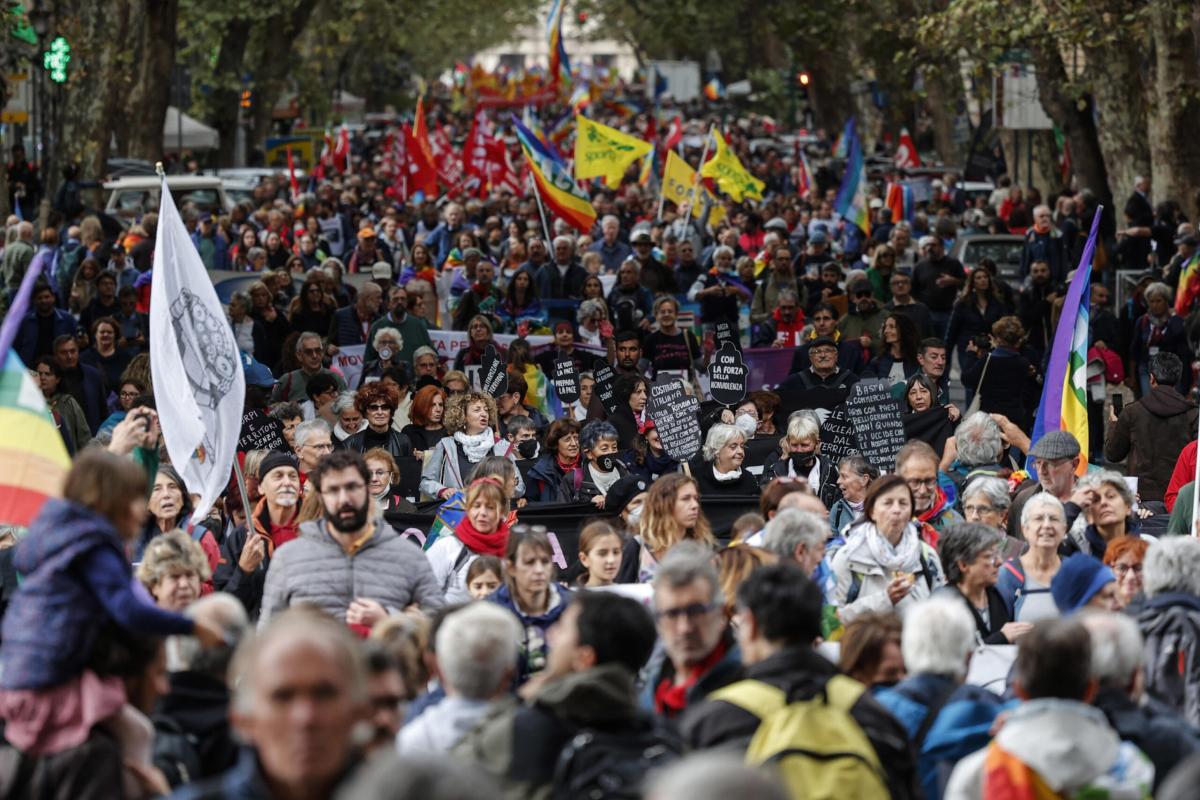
454,513,511,557
635,409,649,434
862,522,922,574
454,428,495,462
712,465,743,481
918,487,950,525
654,638,729,718
557,453,583,493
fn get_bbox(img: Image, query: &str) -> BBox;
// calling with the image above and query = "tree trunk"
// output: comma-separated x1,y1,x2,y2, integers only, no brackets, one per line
208,18,252,168
127,0,180,162
922,64,963,166
56,0,135,206
1085,40,1150,207
1027,41,1110,202
1146,0,1200,221
241,0,322,160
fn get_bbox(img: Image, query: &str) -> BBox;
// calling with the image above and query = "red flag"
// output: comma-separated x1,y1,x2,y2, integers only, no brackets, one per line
485,137,521,196
429,123,464,186
408,97,439,198
333,126,351,173
895,128,920,169
389,126,408,200
463,110,492,196
665,115,683,150
286,148,300,199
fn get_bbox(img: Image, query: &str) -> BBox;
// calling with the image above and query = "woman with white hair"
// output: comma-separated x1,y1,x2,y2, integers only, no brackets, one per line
690,423,760,495
960,476,1012,533
874,596,1006,800
1067,470,1150,559
763,412,840,508
576,298,609,347
995,493,1067,622
1139,537,1200,727
358,326,405,387
330,390,365,442
1132,281,1189,395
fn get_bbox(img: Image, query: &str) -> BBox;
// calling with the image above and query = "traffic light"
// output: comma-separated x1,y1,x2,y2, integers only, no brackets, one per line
43,36,70,84
240,89,253,109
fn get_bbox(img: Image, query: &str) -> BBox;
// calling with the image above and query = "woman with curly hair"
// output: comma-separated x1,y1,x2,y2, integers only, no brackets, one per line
136,530,211,612
633,473,715,582
342,381,414,462
420,390,522,500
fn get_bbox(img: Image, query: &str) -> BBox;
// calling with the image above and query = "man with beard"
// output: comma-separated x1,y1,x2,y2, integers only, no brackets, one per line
214,452,303,619
258,450,443,631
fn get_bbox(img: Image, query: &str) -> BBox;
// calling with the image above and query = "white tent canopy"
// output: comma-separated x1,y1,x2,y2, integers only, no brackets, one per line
163,106,219,152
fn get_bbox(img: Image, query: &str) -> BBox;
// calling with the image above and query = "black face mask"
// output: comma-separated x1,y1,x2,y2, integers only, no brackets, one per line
517,439,538,460
791,452,817,473
597,454,617,472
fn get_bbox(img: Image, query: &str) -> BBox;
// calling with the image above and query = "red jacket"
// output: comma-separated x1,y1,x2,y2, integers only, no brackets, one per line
1165,439,1197,512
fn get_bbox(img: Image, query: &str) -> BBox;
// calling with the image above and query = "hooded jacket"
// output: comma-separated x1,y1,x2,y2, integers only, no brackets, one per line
1104,385,1199,503
0,500,193,690
454,663,668,800
488,582,570,685
945,699,1154,800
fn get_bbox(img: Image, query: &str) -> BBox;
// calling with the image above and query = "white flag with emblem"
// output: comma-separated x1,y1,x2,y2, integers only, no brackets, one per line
149,176,245,522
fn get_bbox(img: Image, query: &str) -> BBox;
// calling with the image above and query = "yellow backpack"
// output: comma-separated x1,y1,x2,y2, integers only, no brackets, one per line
709,675,890,800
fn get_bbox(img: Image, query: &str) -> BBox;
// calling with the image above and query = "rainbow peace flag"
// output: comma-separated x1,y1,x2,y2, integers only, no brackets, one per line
796,147,812,197
885,181,914,223
514,117,597,233
546,0,571,88
1029,207,1102,477
833,117,870,234
703,77,724,101
1176,250,1200,315
0,351,71,527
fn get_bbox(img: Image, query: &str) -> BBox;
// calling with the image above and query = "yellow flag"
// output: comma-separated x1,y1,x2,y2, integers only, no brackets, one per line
700,129,764,201
575,115,653,185
661,150,726,227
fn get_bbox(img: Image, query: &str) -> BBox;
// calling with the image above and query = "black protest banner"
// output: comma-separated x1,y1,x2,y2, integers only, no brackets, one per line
844,380,907,470
819,405,859,465
714,319,741,351
707,341,748,406
479,344,509,397
552,354,581,404
647,374,702,461
592,358,620,415
239,409,290,453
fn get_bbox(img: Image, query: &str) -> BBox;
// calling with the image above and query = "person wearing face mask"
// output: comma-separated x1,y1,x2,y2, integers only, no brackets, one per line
504,416,541,462
691,423,761,496
763,413,841,508
731,400,761,441
213,452,302,619
357,327,405,387
579,421,631,510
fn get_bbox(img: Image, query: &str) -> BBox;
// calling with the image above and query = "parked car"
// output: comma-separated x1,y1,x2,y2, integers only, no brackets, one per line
104,175,233,223
951,234,1025,284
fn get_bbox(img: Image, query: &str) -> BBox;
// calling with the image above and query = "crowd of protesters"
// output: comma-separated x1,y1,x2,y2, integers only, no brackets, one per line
1,102,1200,799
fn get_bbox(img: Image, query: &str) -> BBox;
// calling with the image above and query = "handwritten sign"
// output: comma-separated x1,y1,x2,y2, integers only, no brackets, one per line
647,374,702,461
552,354,581,404
479,345,509,397
714,319,740,351
707,341,748,406
593,358,619,415
239,409,290,454
818,405,860,466
845,380,906,470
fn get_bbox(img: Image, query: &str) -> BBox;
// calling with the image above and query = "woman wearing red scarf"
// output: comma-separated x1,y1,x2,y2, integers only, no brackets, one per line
426,477,512,603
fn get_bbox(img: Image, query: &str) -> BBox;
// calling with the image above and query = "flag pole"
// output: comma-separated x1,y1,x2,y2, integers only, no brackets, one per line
686,125,714,225
528,171,553,243
231,455,256,532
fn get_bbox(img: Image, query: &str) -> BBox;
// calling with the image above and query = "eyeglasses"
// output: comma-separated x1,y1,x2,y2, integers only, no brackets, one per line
367,403,391,412
305,442,334,452
368,469,390,479
301,347,323,355
1113,563,1143,577
906,477,938,489
654,602,716,622
119,391,141,399
963,504,996,516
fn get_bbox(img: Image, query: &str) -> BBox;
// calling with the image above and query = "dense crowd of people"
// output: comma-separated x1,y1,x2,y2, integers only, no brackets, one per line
2,105,1200,799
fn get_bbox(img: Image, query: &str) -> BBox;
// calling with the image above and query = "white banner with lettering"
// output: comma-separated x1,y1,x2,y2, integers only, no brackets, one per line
331,331,559,389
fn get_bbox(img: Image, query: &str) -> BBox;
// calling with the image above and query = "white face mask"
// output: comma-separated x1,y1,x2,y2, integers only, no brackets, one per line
734,413,758,437
625,505,642,527
378,347,393,361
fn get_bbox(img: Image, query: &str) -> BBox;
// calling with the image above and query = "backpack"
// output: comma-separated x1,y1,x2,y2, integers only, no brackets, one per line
1000,560,1051,619
709,675,890,800
551,715,682,800
1139,601,1200,727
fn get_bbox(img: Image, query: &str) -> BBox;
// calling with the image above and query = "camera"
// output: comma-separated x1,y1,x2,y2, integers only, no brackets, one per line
972,334,992,352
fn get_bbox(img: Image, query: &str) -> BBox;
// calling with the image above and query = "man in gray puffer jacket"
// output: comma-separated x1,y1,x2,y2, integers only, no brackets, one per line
258,450,444,630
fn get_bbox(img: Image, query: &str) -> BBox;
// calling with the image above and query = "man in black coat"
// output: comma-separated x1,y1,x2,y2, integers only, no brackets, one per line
1122,176,1155,270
